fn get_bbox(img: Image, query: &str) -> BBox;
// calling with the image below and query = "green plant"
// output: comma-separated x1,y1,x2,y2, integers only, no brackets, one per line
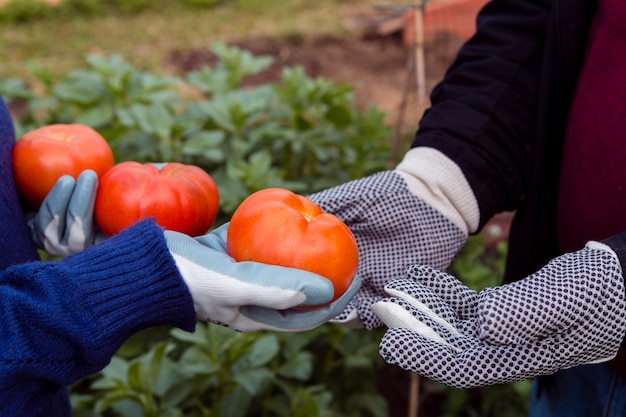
71,323,388,417
4,43,391,220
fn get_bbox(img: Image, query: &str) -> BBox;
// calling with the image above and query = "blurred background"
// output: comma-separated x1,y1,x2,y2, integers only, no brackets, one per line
1,1,524,416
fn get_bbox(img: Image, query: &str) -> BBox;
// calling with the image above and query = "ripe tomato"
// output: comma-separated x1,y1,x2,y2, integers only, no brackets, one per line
12,124,114,209
94,162,219,237
226,188,358,304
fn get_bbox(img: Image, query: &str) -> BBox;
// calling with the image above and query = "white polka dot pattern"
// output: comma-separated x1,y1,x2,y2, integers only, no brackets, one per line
307,171,467,329
373,245,626,388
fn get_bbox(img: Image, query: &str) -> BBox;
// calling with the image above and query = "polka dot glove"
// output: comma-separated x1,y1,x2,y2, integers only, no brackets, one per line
372,241,626,388
308,148,478,329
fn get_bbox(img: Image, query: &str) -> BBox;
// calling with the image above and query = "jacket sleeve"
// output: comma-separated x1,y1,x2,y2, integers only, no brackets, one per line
0,219,196,416
412,0,550,229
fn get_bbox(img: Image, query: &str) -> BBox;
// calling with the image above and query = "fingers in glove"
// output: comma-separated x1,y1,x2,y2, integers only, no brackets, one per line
32,174,77,248
406,265,481,319
31,170,99,255
65,170,98,250
240,274,362,332
382,279,466,329
379,327,558,389
372,296,468,351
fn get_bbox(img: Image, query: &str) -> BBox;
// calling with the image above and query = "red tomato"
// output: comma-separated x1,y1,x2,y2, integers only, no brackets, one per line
12,124,114,209
226,188,358,304
94,162,219,236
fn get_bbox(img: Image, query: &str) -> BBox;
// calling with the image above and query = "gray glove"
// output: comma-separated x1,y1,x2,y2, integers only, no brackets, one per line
29,170,104,256
372,241,626,388
307,147,478,329
166,224,361,332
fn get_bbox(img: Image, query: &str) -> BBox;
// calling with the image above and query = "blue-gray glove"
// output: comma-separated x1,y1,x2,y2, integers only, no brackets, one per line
29,170,104,257
165,224,362,332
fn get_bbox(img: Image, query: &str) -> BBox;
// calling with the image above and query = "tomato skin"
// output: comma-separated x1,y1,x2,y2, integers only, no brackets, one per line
226,188,358,304
12,124,114,209
95,162,219,237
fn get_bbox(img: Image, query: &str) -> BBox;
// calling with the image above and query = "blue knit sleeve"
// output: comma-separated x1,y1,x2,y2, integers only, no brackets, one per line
0,96,40,268
0,218,196,416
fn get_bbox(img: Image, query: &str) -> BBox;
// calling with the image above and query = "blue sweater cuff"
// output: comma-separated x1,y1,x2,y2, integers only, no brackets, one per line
59,218,196,367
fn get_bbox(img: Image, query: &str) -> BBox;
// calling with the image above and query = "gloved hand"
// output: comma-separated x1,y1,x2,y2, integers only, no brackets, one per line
29,170,104,257
372,241,626,388
307,147,479,329
165,224,362,332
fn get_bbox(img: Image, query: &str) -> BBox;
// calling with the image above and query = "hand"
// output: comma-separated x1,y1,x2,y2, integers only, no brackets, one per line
29,170,104,257
165,224,362,332
371,242,626,388
307,148,478,329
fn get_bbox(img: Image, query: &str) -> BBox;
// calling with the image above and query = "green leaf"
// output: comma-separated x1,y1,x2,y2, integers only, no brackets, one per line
147,341,172,385
0,78,33,100
278,351,313,381
53,71,104,105
177,360,221,378
187,65,227,95
95,391,141,413
170,325,208,345
210,42,274,88
219,385,252,417
233,368,272,395
160,379,194,409
74,105,114,128
182,130,225,161
203,99,236,132
247,149,272,174
129,103,174,140
282,329,323,357
99,356,129,384
89,378,125,391
245,334,280,368
127,361,150,391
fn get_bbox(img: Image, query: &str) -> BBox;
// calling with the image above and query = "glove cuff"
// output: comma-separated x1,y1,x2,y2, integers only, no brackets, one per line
395,147,480,234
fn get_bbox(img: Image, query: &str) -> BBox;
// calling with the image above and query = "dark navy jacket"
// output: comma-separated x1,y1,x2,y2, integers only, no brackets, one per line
412,0,600,283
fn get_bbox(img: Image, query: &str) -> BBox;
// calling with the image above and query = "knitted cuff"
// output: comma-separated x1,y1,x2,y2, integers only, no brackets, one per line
396,147,480,234
59,218,196,362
